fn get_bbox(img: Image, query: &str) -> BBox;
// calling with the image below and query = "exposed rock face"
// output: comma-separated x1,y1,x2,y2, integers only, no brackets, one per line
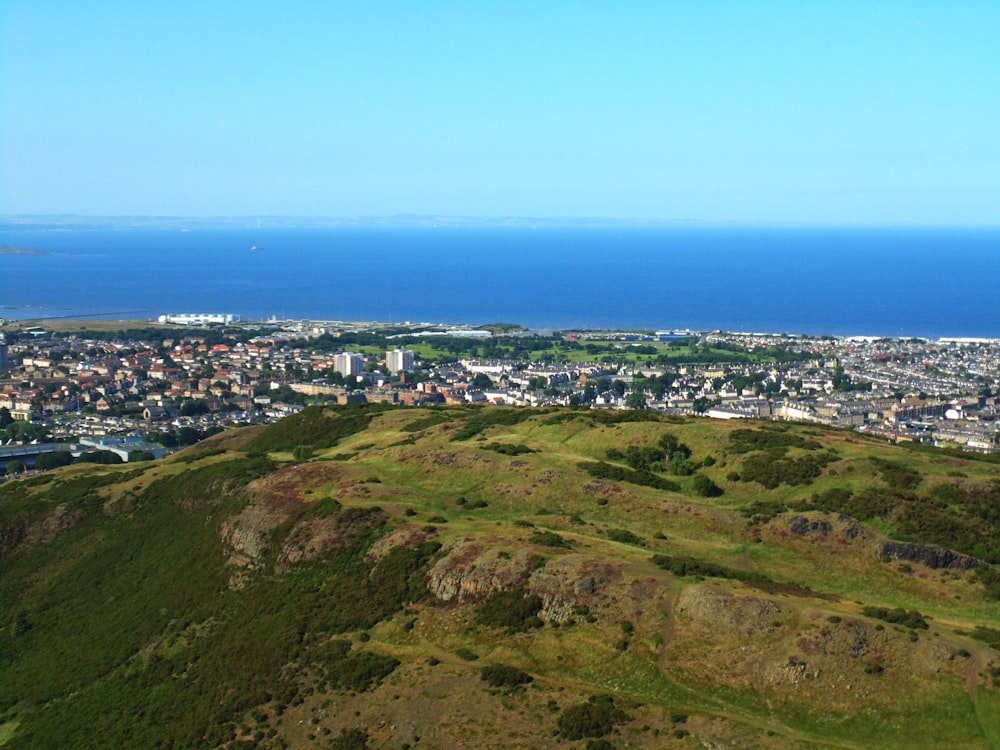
877,540,982,570
426,537,532,603
785,513,865,540
676,585,781,635
529,557,621,621
425,535,622,621
787,515,832,537
220,506,276,568
837,515,864,539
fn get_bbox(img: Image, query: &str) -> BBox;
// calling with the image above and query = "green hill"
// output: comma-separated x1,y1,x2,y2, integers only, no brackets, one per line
3,404,1000,748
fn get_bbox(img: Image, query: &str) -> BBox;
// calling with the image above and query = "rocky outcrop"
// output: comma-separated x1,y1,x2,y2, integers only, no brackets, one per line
877,540,982,570
425,535,622,621
529,557,621,621
786,513,865,540
220,506,276,568
676,585,781,635
426,537,532,603
787,515,832,537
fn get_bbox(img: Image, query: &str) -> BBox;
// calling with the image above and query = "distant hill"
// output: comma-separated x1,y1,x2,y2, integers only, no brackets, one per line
2,405,1000,748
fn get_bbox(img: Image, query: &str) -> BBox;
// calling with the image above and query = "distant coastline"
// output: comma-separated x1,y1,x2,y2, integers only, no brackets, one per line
0,244,48,255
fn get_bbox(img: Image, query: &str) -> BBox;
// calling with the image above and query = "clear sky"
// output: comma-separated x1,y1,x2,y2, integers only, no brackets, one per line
2,1,998,224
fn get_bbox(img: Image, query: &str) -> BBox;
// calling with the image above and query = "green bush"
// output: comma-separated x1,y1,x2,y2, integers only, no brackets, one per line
728,428,821,454
483,442,536,456
651,554,772,586
313,640,400,692
691,473,722,497
529,531,572,548
247,404,391,452
861,606,929,630
481,664,533,688
292,444,314,461
578,461,680,492
476,586,544,631
329,728,369,750
558,694,629,740
738,451,835,489
606,528,643,546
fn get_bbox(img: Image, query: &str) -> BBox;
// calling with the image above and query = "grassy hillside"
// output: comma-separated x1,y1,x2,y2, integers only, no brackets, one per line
3,404,1000,748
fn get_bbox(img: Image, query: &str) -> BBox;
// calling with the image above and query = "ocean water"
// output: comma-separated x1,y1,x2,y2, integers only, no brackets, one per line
2,225,999,338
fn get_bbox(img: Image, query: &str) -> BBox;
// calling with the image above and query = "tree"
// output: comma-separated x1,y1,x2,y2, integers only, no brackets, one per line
34,451,73,471
0,407,13,428
471,373,494,390
74,450,123,465
5,460,25,475
128,450,156,462
625,392,647,410
177,426,201,446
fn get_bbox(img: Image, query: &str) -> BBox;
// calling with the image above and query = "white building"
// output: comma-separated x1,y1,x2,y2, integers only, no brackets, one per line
157,313,241,325
387,349,415,374
334,352,364,377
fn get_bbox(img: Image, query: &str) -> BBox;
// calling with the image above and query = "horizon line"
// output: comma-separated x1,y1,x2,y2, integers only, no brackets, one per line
2,213,999,230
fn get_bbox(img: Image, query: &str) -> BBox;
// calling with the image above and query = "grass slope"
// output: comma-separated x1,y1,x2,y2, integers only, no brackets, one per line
2,405,1000,748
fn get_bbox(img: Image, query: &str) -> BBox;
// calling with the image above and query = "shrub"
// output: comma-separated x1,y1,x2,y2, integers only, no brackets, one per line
606,528,643,546
968,626,1000,649
558,695,629,740
578,461,680,492
329,728,369,750
861,606,929,630
481,664,533,688
738,451,834,489
529,531,572,548
691,473,722,497
651,554,772,586
728,428,821,454
247,403,392,452
483,442,536,456
314,640,400,692
476,586,544,631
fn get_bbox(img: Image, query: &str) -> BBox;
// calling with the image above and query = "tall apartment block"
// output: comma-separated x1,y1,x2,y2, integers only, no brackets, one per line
386,348,415,374
334,352,364,377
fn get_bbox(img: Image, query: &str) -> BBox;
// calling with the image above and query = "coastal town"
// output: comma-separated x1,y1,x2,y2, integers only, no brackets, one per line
2,316,999,473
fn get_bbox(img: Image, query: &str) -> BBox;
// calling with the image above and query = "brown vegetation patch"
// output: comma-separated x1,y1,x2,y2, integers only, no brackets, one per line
677,585,781,636
366,524,434,563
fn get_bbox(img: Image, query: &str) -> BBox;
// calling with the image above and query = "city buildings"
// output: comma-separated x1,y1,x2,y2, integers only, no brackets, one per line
333,352,364,377
387,349,415,374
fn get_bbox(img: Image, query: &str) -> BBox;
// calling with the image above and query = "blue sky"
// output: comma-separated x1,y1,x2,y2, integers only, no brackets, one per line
1,1,998,224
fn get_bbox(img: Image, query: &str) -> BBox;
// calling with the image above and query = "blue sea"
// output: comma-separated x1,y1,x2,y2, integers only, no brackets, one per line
2,225,999,338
